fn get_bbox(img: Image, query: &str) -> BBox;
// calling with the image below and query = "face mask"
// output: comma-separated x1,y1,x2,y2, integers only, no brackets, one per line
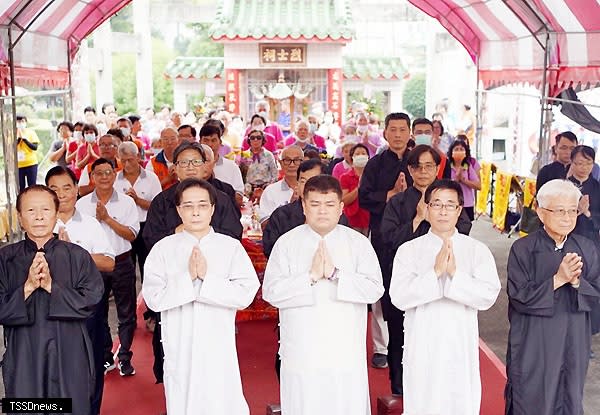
258,111,268,120
296,137,309,144
353,154,369,167
309,123,318,134
414,134,432,146
452,152,465,162
73,131,83,141
356,125,368,134
252,123,265,132
344,134,358,143
84,133,96,143
17,122,26,129
120,127,131,137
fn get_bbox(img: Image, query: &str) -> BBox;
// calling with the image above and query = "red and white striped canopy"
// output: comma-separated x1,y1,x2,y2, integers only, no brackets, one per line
0,0,130,90
409,0,600,93
1,0,600,94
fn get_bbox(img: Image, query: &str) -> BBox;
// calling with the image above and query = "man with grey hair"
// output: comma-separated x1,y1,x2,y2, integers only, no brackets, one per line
115,141,161,281
506,179,600,415
289,119,320,153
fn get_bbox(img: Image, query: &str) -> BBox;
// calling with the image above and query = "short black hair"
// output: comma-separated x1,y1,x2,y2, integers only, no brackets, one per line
16,114,27,122
384,112,411,130
101,102,116,114
424,179,464,206
204,119,225,136
45,166,78,186
84,106,96,114
106,128,124,141
175,178,217,206
350,143,370,158
16,185,59,213
303,174,342,200
296,158,325,180
82,123,98,135
73,121,84,130
128,115,141,124
304,149,320,160
56,121,74,133
178,124,197,138
250,114,267,126
91,157,115,171
447,139,471,167
199,124,222,140
412,118,433,131
432,119,444,135
173,141,207,163
116,117,131,126
571,145,595,161
407,144,441,166
556,131,578,145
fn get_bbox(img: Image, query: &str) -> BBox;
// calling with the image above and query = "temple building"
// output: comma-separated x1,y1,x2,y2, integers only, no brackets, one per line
165,0,408,123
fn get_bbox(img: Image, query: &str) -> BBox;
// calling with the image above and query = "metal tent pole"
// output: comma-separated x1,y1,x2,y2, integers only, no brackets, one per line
536,33,550,173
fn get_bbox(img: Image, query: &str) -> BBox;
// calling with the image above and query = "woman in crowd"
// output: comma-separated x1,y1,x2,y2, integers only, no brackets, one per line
340,143,371,235
284,119,324,152
332,141,356,180
75,123,100,179
242,114,277,153
355,111,384,156
241,129,279,195
448,139,481,221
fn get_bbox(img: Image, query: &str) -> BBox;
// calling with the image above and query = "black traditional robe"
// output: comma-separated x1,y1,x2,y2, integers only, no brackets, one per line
0,235,103,415
262,199,349,258
506,229,600,415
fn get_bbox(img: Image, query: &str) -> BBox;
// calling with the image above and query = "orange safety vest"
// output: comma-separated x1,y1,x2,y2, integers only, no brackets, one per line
151,153,177,190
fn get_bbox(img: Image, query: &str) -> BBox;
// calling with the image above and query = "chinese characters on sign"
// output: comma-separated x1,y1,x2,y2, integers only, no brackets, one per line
260,44,306,66
327,68,343,126
225,69,240,114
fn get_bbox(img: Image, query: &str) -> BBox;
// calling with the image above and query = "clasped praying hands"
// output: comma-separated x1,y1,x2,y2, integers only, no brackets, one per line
188,246,208,281
434,238,456,278
24,251,52,299
554,252,583,289
309,239,335,284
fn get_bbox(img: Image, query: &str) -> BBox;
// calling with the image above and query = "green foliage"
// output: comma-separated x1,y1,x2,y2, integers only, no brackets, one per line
346,91,388,120
110,3,133,33
402,73,426,118
186,23,224,57
152,38,175,110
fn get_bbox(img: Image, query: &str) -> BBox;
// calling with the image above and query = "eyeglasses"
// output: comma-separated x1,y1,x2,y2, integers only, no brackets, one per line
249,135,263,141
410,163,437,172
176,159,204,167
92,170,114,177
281,158,303,166
541,207,578,217
428,201,460,211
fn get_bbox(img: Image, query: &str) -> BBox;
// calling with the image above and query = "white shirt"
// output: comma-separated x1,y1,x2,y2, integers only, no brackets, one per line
114,169,162,222
76,190,140,256
214,156,244,194
146,151,173,173
263,224,384,415
142,229,259,415
258,179,294,222
390,231,501,415
54,210,115,259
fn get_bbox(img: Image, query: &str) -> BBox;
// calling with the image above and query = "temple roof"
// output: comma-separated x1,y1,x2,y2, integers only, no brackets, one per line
165,56,407,81
208,0,354,42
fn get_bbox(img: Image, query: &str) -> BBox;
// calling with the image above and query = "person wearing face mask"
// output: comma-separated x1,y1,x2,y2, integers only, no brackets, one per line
340,144,371,235
76,123,101,178
242,114,277,153
354,111,384,156
448,140,481,221
285,119,321,154
117,117,145,159
15,114,41,191
413,118,449,179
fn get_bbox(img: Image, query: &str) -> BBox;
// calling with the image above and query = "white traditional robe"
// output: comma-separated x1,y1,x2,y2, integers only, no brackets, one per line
142,229,259,415
263,224,384,415
390,230,501,415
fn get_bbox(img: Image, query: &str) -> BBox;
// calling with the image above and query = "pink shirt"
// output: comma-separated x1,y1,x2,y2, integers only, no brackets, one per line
332,160,351,180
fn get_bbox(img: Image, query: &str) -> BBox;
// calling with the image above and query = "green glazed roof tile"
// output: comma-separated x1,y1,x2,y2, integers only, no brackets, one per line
165,56,406,81
209,0,355,41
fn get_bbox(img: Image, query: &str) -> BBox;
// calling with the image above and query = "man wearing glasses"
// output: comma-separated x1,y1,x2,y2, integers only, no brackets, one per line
258,145,304,224
390,179,500,415
79,134,122,196
76,158,140,377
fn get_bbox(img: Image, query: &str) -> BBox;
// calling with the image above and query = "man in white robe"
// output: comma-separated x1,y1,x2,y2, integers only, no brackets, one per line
390,179,501,415
142,178,259,415
264,174,384,415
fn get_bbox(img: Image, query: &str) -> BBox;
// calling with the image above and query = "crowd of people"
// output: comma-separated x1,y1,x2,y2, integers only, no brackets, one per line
1,102,599,415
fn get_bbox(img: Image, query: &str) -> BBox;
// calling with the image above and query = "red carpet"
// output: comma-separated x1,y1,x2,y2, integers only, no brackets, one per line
102,304,506,414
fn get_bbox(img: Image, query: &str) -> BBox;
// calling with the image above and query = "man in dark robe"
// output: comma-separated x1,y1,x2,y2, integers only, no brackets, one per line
506,179,600,415
380,145,472,395
142,141,242,383
0,185,104,415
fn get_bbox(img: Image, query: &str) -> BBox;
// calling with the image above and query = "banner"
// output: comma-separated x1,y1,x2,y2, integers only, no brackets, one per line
475,162,492,215
492,170,512,231
523,178,536,207
225,69,240,115
327,68,343,126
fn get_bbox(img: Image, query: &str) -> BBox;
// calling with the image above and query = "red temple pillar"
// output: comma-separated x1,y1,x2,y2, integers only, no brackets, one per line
225,69,240,114
327,68,343,126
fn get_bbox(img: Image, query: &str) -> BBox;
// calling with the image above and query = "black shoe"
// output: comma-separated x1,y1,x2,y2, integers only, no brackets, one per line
104,355,116,375
119,360,136,376
371,353,388,369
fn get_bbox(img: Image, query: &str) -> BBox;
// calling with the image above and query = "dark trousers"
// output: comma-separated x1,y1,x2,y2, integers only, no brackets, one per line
387,315,404,395
86,300,106,415
131,222,148,282
18,164,37,191
101,255,137,363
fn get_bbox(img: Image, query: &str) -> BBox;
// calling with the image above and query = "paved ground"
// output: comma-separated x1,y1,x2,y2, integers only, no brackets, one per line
1,217,599,412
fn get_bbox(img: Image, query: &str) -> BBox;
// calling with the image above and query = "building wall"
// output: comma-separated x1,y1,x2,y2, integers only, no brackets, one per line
224,43,343,69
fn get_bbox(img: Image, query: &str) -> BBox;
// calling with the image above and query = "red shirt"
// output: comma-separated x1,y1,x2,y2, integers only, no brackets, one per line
340,169,370,228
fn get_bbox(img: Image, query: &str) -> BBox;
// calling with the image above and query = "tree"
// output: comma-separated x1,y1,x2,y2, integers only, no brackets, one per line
185,23,224,57
403,73,426,118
